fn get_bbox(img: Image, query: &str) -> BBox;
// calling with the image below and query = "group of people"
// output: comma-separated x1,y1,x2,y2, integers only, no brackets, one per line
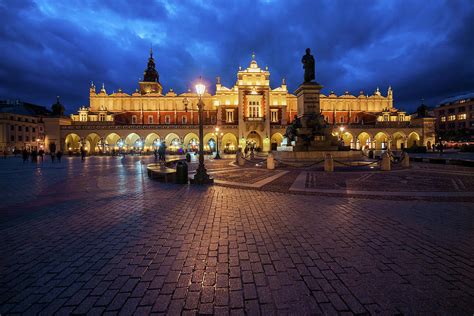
153,142,167,162
21,148,63,163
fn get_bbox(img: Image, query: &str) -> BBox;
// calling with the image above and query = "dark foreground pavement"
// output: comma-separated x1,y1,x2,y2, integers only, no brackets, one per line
0,157,473,315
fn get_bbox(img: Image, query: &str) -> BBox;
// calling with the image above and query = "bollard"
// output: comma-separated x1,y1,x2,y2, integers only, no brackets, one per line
401,152,410,168
267,153,275,170
381,152,391,171
324,153,334,172
236,151,245,166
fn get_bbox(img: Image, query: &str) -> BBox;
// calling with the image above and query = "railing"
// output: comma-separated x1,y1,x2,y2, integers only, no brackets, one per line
61,124,239,130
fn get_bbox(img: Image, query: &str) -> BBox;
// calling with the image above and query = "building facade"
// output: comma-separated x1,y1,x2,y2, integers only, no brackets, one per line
433,92,474,141
0,100,50,152
63,51,435,154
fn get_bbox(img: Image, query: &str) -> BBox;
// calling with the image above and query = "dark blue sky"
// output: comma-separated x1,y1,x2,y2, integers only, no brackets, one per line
1,0,473,114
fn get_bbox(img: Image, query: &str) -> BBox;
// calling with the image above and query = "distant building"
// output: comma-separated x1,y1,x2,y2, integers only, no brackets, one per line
433,92,474,141
60,50,435,153
0,100,50,152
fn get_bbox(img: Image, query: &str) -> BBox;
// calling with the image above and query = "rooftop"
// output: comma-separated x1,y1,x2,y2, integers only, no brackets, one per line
438,91,474,106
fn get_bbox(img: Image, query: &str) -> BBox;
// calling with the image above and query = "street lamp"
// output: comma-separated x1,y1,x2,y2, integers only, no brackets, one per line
191,78,213,184
214,127,223,159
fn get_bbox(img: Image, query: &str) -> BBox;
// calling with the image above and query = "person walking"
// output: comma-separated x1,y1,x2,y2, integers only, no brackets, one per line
80,146,86,162
38,149,44,163
22,149,28,163
56,150,63,163
51,152,56,163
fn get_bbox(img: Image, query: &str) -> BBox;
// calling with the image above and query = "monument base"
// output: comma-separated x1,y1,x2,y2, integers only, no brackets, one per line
272,150,363,161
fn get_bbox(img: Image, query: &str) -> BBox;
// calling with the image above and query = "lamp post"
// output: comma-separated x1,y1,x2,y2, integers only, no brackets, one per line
192,78,213,184
214,127,223,159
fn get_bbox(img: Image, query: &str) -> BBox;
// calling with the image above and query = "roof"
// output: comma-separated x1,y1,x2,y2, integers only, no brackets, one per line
0,100,51,116
438,91,474,106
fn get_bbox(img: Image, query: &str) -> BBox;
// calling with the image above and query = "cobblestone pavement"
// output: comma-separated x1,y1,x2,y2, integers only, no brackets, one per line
0,156,473,315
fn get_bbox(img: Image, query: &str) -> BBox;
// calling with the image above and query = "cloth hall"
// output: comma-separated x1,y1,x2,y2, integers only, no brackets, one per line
57,50,435,154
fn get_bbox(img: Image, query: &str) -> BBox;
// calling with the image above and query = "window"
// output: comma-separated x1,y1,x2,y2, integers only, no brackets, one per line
165,115,170,124
271,110,278,122
383,115,389,122
10,125,14,131
448,115,456,121
148,115,154,124
182,116,187,124
399,115,405,121
99,113,106,122
131,115,137,124
248,101,261,118
80,114,87,121
32,127,35,132
458,106,466,112
10,135,14,142
226,109,234,123
26,126,29,132
440,117,446,122
340,116,344,123
26,136,29,141
448,108,455,114
354,116,359,123
18,126,22,131
457,113,467,120
439,110,445,115
19,136,22,141
211,116,216,124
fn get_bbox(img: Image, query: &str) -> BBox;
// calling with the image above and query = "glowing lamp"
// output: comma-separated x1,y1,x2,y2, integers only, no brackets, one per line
195,82,206,97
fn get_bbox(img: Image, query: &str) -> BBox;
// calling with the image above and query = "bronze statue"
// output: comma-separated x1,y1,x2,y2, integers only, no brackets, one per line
284,115,302,142
302,48,315,82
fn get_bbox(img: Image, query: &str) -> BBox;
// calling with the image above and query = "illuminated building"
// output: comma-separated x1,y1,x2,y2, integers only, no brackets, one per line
63,50,435,153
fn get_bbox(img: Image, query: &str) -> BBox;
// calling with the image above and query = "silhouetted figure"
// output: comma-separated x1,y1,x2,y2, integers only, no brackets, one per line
38,149,44,163
56,150,63,163
3,150,7,159
22,149,29,163
80,146,86,162
51,152,56,163
158,142,167,162
154,148,158,162
31,150,38,163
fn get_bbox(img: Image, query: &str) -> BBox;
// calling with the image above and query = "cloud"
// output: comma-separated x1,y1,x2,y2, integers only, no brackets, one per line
0,0,473,113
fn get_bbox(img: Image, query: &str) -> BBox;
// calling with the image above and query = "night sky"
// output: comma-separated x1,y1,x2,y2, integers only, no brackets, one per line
1,0,473,114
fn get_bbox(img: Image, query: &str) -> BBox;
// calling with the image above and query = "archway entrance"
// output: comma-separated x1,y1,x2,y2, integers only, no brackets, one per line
246,131,262,151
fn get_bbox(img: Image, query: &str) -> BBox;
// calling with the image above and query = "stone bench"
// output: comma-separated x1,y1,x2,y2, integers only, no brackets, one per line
147,164,177,183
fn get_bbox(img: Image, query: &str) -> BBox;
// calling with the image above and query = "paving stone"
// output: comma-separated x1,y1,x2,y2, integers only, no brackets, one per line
0,157,472,315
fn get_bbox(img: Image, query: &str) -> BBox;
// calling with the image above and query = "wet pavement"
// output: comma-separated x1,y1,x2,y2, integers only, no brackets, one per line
0,156,473,315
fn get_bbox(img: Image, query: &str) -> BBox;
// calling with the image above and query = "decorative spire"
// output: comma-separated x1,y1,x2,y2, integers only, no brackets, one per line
143,48,159,82
282,78,286,85
101,83,106,93
252,51,255,61
216,76,221,84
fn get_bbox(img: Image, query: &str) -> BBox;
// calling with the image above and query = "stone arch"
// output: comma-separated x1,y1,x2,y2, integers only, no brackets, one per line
165,132,182,152
374,132,389,150
246,130,263,150
124,133,141,151
221,133,238,153
203,132,216,152
105,133,121,151
341,131,354,147
407,132,421,148
144,133,161,151
271,133,284,147
356,132,372,150
183,132,199,151
392,132,406,150
65,133,81,152
85,133,101,154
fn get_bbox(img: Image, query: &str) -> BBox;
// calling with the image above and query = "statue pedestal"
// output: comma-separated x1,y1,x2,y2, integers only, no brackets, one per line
295,82,323,127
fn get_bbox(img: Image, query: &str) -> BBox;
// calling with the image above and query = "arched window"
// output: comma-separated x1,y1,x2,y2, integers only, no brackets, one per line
182,116,187,124
148,116,154,124
131,115,137,124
